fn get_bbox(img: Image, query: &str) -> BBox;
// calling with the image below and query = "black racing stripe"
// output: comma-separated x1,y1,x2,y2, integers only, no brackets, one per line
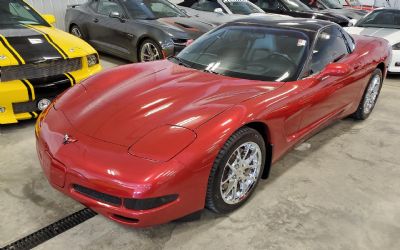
21,80,33,101
27,25,69,59
0,36,23,65
29,112,36,119
65,73,76,86
6,35,63,64
28,74,72,100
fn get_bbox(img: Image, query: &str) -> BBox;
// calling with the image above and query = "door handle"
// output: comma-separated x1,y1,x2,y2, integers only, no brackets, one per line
93,18,99,23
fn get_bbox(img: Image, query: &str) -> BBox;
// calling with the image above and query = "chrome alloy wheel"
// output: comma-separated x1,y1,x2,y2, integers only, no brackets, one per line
140,42,161,62
71,27,82,38
363,74,381,115
220,142,262,205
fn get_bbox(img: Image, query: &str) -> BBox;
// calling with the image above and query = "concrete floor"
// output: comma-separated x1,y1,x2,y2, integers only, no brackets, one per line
1,55,400,249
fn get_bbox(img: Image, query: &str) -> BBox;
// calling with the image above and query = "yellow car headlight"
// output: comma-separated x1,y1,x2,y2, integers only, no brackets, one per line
87,54,99,67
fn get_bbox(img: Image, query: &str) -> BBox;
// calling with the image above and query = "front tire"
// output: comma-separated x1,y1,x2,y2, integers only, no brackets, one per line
138,39,163,62
206,127,266,214
352,68,383,120
70,25,83,39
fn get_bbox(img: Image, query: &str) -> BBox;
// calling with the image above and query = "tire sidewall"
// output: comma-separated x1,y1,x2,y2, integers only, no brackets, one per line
354,68,383,120
208,128,266,213
70,25,84,39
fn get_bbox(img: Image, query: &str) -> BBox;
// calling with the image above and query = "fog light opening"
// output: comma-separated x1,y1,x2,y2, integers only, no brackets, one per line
112,214,139,224
38,98,51,111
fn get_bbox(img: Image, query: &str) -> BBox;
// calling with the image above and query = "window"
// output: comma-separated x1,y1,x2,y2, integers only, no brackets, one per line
357,10,400,29
254,0,286,11
191,0,224,12
308,26,349,74
0,0,47,26
97,0,124,16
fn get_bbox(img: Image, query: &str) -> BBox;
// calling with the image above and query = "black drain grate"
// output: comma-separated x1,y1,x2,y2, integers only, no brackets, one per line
1,208,97,250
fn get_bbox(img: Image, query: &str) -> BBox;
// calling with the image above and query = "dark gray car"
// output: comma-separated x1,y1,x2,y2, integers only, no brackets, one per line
300,0,368,21
66,0,216,62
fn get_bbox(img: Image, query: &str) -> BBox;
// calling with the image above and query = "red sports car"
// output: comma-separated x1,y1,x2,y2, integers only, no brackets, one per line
36,17,391,227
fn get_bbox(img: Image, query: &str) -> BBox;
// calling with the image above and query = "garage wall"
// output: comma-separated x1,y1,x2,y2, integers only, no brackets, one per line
26,0,88,30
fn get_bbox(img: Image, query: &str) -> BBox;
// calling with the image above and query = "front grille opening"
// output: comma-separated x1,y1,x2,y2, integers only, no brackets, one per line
73,184,122,206
112,214,139,224
1,58,82,82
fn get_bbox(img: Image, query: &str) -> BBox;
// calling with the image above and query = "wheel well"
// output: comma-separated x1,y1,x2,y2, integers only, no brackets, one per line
136,36,150,52
245,122,273,179
69,23,77,32
377,62,385,75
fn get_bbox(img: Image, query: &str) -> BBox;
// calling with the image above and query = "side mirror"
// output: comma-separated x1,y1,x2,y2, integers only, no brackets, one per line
316,63,351,81
42,14,56,25
109,11,121,19
214,8,224,14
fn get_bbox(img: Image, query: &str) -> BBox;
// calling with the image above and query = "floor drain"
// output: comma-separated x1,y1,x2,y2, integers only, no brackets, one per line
1,208,97,250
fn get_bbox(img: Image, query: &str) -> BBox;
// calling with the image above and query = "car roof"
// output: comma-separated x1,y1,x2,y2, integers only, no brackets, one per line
227,17,336,33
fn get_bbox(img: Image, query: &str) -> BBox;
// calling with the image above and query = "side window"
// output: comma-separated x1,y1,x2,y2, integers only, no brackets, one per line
256,0,285,11
97,0,124,16
308,26,349,74
341,29,355,52
191,0,224,12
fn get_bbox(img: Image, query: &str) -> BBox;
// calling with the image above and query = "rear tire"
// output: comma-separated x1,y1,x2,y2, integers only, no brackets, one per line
352,68,383,120
205,127,266,214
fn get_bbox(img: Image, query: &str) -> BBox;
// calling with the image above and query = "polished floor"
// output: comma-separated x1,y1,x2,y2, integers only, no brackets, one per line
1,55,400,249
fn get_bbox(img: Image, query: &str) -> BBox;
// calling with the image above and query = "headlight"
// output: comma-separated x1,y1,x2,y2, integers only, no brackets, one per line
392,43,400,50
87,54,99,67
128,125,196,162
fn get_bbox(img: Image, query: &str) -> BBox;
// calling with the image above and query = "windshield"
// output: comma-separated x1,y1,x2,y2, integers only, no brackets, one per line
281,0,312,11
320,0,342,8
0,0,48,26
123,0,186,19
174,25,309,82
222,0,264,14
357,10,400,29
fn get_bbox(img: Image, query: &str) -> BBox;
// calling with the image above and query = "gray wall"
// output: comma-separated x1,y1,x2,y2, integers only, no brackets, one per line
26,0,87,30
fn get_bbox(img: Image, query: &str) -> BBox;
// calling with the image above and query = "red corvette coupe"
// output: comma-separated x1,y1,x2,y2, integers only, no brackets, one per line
36,17,391,227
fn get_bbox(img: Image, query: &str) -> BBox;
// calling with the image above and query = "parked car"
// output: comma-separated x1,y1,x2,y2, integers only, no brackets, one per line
338,0,391,11
299,0,368,21
37,17,391,227
345,8,400,73
0,0,101,125
249,0,351,26
66,0,216,62
177,0,291,25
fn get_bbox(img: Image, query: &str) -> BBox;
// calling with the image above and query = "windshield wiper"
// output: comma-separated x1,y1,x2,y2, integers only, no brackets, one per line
168,56,192,68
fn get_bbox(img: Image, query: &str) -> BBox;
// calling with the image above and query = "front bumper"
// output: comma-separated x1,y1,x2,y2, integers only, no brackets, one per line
388,50,400,73
0,59,101,124
36,108,207,227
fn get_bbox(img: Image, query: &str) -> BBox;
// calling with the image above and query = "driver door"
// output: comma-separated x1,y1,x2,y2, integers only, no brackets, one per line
88,0,131,57
297,26,358,133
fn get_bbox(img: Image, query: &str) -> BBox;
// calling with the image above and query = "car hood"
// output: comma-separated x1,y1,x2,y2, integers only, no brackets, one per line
321,8,367,19
345,27,400,45
57,60,282,147
295,9,349,24
156,16,215,39
0,24,96,66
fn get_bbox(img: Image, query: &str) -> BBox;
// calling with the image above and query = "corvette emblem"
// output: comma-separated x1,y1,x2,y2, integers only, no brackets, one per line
0,55,6,60
63,134,77,145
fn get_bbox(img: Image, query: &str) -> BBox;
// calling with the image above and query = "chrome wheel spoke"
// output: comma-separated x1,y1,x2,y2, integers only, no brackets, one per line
363,74,381,115
220,142,262,205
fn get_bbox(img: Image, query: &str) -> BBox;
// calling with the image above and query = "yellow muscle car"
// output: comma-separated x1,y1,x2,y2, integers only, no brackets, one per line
0,0,102,124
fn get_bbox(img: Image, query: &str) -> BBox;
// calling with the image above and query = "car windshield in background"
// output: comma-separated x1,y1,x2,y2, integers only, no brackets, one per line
357,10,400,29
0,0,48,26
281,0,312,11
175,25,309,82
321,0,343,9
123,0,186,19
223,0,264,14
